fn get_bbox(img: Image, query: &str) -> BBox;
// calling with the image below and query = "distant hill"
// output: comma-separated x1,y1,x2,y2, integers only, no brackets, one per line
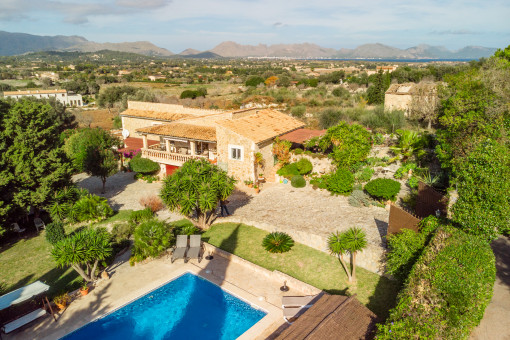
0,31,174,56
0,31,498,59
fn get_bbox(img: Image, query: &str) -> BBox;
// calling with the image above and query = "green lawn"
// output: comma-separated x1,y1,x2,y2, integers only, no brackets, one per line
203,222,399,319
0,210,134,297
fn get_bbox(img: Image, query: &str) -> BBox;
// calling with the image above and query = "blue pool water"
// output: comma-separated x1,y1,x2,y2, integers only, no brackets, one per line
61,273,266,340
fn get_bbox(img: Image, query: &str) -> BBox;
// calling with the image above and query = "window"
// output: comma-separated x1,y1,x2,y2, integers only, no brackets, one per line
228,145,243,161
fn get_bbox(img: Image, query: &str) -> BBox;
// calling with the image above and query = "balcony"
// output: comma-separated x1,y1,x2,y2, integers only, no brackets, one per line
141,144,216,166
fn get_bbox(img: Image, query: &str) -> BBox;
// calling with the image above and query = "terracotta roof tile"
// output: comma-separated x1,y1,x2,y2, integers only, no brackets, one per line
137,123,216,142
120,109,195,122
216,109,305,144
280,128,327,144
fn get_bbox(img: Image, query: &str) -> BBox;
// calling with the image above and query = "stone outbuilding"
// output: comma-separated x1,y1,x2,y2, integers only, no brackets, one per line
384,82,438,116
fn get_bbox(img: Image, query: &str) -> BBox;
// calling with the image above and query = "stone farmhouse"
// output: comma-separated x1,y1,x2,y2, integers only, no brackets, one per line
120,101,305,181
2,89,84,107
384,82,438,115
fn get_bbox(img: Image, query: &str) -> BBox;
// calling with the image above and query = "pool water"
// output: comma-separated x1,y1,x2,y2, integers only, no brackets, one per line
61,272,267,340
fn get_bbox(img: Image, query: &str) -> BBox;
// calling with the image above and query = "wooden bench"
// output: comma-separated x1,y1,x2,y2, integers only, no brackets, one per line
2,308,47,334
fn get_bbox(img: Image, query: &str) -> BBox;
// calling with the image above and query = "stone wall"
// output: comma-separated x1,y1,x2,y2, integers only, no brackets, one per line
127,101,221,115
220,218,386,274
121,116,162,141
290,154,335,175
384,93,412,115
257,140,277,180
216,126,256,182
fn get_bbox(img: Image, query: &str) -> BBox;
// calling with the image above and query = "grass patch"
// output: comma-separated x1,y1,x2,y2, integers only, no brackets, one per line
94,209,133,226
0,224,84,297
202,222,398,319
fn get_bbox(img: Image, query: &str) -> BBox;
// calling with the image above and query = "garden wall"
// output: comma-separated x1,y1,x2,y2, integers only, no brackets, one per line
289,154,335,175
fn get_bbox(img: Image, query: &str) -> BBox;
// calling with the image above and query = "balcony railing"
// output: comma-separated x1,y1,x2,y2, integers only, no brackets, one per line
141,148,208,165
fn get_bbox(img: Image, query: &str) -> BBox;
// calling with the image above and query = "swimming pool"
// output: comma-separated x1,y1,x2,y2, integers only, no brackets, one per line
61,272,267,340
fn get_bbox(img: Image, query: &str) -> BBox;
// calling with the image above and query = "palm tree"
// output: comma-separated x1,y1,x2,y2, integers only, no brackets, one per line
390,129,426,163
328,232,352,282
342,227,367,283
328,227,368,283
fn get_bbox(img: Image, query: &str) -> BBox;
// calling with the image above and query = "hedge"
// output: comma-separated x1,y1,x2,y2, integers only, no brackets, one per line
129,154,160,174
377,225,496,339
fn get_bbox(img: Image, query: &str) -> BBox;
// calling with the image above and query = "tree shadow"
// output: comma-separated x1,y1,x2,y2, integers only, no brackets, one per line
492,235,510,288
74,171,138,201
365,274,399,321
374,218,388,248
222,188,253,216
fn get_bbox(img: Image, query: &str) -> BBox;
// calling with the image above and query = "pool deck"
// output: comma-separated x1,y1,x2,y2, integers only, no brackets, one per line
4,246,317,340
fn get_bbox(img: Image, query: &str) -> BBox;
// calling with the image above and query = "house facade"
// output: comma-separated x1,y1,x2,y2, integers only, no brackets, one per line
3,89,84,107
120,101,305,181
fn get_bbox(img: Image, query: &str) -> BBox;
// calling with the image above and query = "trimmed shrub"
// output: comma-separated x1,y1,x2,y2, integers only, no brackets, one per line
292,148,304,155
262,232,294,253
348,189,372,208
377,225,496,339
276,162,300,178
291,175,306,188
326,169,354,195
131,220,175,263
296,158,313,175
364,178,401,201
129,154,160,174
45,222,66,245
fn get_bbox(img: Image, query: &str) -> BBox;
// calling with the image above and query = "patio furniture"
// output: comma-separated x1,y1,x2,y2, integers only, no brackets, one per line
0,281,57,335
186,235,202,263
171,235,188,263
282,295,317,308
33,218,45,232
12,223,26,235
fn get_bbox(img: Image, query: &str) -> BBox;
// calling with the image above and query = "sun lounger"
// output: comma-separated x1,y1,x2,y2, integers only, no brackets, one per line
34,218,45,232
282,295,317,308
12,223,26,235
171,235,188,263
2,308,47,334
186,235,202,263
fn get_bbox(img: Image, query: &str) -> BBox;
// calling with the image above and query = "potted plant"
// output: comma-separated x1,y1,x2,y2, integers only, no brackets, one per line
254,184,260,194
247,180,253,188
80,281,90,296
53,292,71,311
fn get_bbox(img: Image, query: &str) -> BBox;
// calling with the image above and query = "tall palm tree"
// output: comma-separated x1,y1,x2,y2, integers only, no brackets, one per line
328,227,368,283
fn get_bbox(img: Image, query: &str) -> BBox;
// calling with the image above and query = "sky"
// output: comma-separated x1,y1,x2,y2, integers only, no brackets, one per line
0,0,508,53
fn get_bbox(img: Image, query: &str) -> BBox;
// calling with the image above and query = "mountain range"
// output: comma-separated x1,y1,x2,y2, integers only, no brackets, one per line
0,31,498,59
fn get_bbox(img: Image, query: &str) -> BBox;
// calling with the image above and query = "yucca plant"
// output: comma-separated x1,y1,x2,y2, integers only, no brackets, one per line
328,227,367,283
52,228,112,282
390,129,426,163
262,232,294,253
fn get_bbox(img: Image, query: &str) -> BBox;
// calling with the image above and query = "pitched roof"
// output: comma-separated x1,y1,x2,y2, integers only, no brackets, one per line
279,128,327,144
120,108,195,122
3,89,67,96
137,123,217,142
216,109,305,144
275,295,378,340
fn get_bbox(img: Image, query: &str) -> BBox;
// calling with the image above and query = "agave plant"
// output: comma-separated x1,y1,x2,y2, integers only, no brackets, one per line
262,232,294,253
416,170,440,187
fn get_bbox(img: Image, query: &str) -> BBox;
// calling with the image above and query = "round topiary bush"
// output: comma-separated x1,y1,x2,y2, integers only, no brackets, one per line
45,221,66,245
262,232,295,253
296,158,313,175
291,175,306,188
365,178,401,201
129,154,160,174
326,169,354,195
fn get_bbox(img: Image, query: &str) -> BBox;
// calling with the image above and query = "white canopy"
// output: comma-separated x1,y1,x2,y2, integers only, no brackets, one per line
0,281,49,310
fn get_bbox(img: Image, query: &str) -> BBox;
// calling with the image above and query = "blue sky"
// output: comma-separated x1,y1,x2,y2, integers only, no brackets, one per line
0,0,508,53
